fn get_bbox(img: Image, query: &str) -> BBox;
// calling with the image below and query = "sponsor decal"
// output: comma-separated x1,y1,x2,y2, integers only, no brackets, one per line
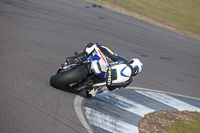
107,67,112,86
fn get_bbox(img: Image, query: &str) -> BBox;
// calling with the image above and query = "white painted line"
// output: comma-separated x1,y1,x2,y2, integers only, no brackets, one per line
74,95,93,133
85,107,139,133
96,92,155,117
136,90,200,112
127,86,200,101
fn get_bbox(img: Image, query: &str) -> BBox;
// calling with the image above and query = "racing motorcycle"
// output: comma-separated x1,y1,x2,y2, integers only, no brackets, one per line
50,47,110,95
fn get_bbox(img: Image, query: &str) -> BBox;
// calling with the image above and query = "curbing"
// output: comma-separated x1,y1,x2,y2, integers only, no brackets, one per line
74,86,200,133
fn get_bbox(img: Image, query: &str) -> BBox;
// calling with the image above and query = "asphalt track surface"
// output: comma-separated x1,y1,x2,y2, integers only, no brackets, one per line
0,0,200,133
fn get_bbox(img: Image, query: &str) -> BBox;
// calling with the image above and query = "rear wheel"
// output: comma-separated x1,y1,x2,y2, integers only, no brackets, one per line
50,66,88,88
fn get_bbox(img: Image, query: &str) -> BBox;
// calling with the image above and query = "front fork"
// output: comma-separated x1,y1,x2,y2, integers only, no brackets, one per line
56,63,77,74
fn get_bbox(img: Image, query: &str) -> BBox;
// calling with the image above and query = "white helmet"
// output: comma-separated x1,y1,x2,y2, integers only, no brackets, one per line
129,58,143,76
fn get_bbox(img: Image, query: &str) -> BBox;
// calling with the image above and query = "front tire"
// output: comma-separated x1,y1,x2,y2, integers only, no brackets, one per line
50,66,88,88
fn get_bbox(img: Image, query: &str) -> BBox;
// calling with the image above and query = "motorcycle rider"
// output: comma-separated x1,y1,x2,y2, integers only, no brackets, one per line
66,43,143,97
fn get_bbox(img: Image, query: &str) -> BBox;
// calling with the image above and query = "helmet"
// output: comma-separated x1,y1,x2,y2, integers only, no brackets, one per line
129,58,143,76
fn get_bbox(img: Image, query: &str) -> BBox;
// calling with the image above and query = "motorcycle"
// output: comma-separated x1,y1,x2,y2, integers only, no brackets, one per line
50,47,110,95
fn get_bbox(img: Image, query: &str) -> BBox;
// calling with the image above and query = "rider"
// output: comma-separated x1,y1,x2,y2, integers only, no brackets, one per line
66,43,143,97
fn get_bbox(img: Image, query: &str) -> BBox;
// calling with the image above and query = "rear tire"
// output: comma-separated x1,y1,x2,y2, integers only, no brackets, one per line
50,66,88,88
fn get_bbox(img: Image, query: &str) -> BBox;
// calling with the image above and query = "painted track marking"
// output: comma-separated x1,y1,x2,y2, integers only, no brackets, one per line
96,91,155,117
85,107,139,133
74,87,200,133
136,90,200,112
74,95,93,133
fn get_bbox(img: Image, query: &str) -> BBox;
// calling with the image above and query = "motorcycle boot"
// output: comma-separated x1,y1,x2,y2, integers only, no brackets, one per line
66,51,89,65
86,87,102,98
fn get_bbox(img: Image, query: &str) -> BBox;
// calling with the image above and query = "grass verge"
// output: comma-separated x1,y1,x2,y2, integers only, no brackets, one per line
139,110,200,133
89,0,200,40
167,113,200,133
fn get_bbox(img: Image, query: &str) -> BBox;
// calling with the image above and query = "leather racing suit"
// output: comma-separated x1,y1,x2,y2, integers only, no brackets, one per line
83,43,133,92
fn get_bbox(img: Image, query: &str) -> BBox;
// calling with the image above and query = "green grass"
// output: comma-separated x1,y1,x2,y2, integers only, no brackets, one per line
167,114,200,133
92,0,200,36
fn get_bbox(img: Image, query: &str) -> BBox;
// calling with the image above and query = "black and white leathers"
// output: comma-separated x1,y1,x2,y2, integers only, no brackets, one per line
84,43,134,91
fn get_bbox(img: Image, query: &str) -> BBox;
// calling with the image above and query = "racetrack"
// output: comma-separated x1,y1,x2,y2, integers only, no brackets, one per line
0,0,200,133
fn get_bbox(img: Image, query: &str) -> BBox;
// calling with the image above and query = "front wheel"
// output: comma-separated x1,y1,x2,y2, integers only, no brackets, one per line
50,65,88,88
